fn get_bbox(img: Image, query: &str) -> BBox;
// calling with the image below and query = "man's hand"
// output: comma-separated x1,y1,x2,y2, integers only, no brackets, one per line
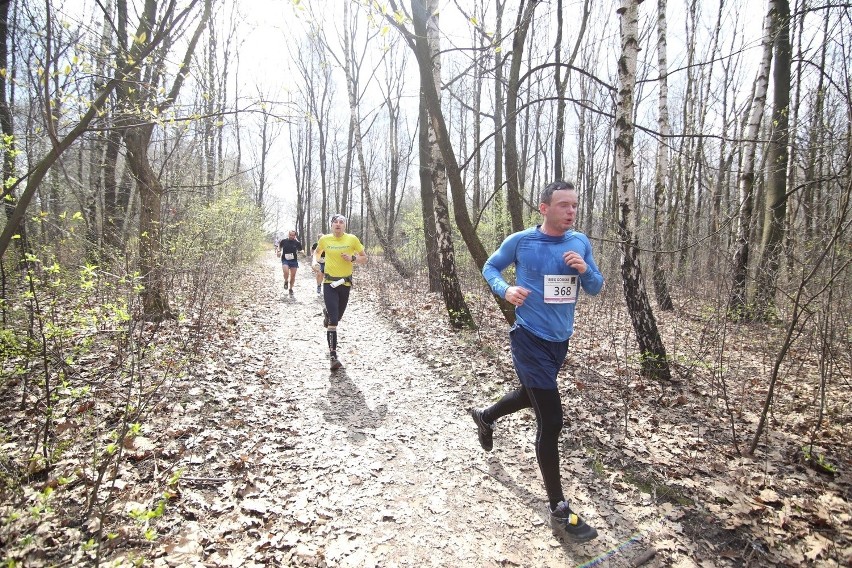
563,251,587,274
505,286,530,307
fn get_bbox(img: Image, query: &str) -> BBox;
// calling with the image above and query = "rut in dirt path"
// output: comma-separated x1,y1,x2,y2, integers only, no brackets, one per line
173,254,659,567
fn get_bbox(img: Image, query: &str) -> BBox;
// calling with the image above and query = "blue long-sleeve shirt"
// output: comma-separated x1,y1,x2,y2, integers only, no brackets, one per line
483,226,604,342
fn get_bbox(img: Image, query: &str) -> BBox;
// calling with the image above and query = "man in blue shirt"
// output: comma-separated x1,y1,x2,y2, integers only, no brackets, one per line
471,180,604,543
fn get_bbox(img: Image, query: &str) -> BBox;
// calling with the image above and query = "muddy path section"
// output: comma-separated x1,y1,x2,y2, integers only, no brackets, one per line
157,253,654,568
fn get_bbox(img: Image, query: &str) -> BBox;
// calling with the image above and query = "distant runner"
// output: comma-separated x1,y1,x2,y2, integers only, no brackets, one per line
310,233,326,296
470,180,604,543
279,230,303,295
313,215,367,371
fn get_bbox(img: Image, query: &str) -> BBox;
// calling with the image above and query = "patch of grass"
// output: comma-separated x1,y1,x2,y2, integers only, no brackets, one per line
590,453,606,477
582,446,694,507
622,471,695,507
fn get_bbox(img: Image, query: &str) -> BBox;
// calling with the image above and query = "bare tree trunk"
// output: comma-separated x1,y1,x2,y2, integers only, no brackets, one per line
554,0,589,181
504,0,537,233
125,126,172,319
802,9,829,244
256,108,270,209
730,5,775,318
424,0,475,329
101,128,124,250
204,16,216,192
0,0,24,254
615,0,671,380
471,1,485,212
90,0,116,256
783,0,804,279
754,0,791,322
710,42,735,276
418,93,441,292
341,116,355,219
652,0,674,311
493,0,506,241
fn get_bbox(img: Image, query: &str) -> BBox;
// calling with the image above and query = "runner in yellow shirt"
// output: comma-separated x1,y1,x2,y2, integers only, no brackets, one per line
313,214,368,370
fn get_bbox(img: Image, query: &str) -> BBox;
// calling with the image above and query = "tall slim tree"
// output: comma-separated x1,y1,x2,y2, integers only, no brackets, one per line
615,0,671,380
491,0,507,241
504,0,538,233
753,0,792,322
652,0,674,310
730,3,775,318
553,0,590,181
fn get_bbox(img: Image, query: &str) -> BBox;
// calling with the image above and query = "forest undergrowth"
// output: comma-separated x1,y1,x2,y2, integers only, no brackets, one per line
0,249,849,567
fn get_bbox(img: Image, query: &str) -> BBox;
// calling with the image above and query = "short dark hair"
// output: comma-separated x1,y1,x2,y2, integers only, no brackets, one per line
540,180,576,205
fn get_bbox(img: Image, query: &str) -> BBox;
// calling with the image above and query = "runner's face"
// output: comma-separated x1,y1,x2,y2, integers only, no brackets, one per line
331,219,345,234
288,232,296,239
541,189,579,233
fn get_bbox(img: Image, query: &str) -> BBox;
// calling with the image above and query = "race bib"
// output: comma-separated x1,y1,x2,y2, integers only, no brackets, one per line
544,274,578,304
285,253,295,260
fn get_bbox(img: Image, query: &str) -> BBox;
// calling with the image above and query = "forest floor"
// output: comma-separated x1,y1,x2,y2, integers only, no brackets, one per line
2,251,850,567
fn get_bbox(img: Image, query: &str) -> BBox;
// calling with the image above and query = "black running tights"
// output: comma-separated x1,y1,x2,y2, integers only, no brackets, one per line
323,283,351,326
484,386,565,506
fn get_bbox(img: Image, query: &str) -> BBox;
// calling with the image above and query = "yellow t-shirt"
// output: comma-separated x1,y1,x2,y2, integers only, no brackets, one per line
316,233,364,283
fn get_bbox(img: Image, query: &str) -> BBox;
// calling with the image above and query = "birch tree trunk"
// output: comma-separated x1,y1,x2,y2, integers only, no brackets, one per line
730,4,775,318
422,0,475,328
615,0,671,380
418,92,442,292
652,0,674,311
753,0,792,322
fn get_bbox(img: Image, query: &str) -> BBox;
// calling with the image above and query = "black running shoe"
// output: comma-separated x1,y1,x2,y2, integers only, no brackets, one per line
550,501,598,543
323,308,329,328
289,288,294,295
284,281,288,290
470,408,494,451
330,356,342,371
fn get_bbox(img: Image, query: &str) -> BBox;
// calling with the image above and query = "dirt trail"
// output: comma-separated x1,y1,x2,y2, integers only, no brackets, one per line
158,253,660,568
